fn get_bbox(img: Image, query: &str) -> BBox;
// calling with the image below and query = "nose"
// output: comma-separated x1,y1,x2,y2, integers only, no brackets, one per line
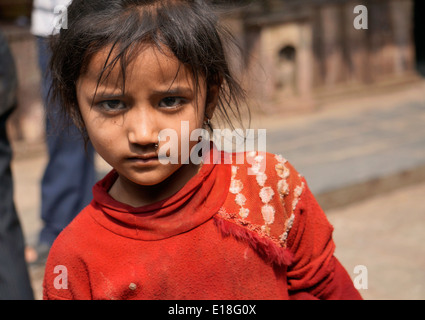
126,106,159,148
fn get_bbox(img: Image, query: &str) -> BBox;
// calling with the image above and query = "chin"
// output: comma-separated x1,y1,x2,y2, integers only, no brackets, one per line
126,174,169,187
121,166,181,188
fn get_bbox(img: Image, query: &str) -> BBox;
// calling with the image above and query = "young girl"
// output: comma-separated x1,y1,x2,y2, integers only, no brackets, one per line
42,0,362,300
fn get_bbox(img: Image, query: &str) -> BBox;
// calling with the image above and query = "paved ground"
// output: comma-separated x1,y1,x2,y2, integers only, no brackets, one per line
328,181,425,300
9,79,425,300
255,80,425,211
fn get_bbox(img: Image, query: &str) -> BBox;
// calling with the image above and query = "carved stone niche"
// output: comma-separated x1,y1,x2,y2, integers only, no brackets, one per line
243,8,314,113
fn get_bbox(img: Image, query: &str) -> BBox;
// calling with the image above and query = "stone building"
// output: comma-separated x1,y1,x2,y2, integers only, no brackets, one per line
0,0,424,143
221,0,422,113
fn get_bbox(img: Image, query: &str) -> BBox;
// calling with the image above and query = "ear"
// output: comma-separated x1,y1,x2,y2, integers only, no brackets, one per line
205,84,220,120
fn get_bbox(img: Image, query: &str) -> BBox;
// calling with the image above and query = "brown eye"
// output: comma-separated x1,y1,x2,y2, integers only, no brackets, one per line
98,100,126,111
159,97,185,109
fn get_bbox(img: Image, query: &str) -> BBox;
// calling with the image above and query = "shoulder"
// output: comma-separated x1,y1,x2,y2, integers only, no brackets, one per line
43,205,97,299
46,205,97,263
230,151,305,199
215,151,307,266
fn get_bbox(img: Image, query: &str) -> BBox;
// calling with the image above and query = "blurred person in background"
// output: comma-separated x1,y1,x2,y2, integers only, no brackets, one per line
0,30,34,300
26,0,96,265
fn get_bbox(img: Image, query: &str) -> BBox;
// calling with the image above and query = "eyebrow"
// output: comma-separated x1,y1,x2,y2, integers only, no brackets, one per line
94,92,125,100
151,86,194,96
92,86,193,102
88,90,125,106
93,86,194,98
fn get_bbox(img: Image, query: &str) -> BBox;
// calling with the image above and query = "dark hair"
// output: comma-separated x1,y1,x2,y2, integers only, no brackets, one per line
49,0,249,142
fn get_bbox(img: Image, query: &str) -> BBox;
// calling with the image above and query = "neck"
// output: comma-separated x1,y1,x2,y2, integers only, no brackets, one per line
109,162,202,208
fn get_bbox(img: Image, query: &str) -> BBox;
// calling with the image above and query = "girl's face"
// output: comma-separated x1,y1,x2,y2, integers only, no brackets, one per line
76,44,213,206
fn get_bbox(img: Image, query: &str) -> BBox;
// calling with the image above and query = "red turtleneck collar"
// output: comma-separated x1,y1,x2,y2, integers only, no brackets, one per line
89,147,231,241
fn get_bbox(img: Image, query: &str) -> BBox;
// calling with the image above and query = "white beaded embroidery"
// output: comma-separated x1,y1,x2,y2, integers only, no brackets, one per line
259,187,274,203
279,213,295,243
229,179,243,194
256,172,267,187
277,179,289,198
230,165,250,219
235,193,247,206
292,182,305,211
261,204,275,225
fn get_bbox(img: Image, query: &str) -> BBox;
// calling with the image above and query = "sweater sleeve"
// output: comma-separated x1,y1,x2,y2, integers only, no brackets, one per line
285,181,362,300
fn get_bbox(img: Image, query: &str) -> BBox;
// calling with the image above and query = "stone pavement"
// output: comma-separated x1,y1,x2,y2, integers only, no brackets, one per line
328,180,425,300
254,80,425,211
9,80,425,300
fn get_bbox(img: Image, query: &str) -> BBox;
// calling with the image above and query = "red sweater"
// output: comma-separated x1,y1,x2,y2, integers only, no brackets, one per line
43,150,362,300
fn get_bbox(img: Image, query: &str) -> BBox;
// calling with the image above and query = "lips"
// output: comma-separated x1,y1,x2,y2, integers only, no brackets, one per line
127,153,159,163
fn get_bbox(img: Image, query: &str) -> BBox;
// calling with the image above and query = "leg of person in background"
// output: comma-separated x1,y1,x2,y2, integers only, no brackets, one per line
39,108,96,246
0,108,34,300
26,36,96,265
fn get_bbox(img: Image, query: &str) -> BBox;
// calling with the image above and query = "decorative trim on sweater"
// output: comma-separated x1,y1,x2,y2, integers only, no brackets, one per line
213,211,294,267
213,151,306,268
